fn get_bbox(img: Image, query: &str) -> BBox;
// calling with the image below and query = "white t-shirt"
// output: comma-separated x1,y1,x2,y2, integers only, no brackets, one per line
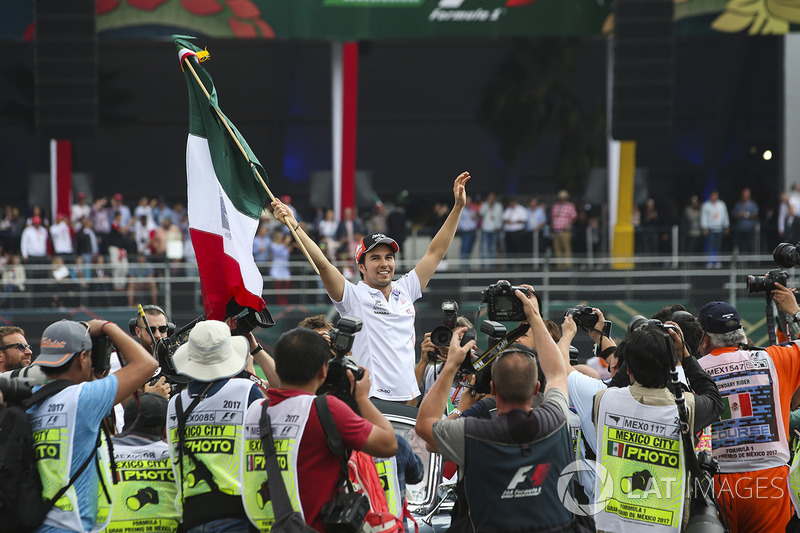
333,270,422,401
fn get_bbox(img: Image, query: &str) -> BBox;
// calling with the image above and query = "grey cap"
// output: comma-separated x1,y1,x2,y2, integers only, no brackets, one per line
124,392,168,435
34,320,92,368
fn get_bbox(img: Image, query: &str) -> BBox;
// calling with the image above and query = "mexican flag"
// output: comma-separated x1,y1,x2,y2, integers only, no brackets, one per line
174,36,269,321
607,441,625,457
722,392,753,420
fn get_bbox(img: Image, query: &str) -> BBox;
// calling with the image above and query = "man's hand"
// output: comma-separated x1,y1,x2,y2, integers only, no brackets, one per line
516,285,541,324
588,308,607,344
420,332,446,362
455,375,485,413
771,282,800,316
271,198,297,229
144,376,171,399
561,314,578,344
443,327,475,371
349,366,372,401
666,323,688,362
453,172,470,209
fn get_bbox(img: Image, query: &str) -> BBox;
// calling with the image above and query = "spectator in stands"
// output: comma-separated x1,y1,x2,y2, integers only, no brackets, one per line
91,197,113,253
502,196,528,257
700,190,729,268
0,325,33,371
91,255,112,306
111,192,132,227
133,196,154,227
20,215,49,261
479,191,503,266
336,206,365,258
367,203,388,235
127,253,157,307
681,194,703,255
458,195,479,263
640,198,662,255
27,204,50,228
733,187,759,253
551,190,577,268
786,203,800,244
133,214,155,256
253,223,270,263
0,254,26,309
526,197,548,255
70,192,91,228
152,197,173,226
50,213,74,258
70,255,92,294
269,230,292,306
75,216,99,263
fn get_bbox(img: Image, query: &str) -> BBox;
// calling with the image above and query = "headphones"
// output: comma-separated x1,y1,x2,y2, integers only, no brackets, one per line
128,305,176,337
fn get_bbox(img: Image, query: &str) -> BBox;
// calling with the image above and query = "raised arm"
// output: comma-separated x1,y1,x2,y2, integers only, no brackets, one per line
272,198,347,302
414,172,470,290
87,319,158,404
517,286,567,396
558,314,578,374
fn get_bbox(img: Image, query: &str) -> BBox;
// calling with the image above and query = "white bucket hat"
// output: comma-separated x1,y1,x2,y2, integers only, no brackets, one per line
173,320,248,382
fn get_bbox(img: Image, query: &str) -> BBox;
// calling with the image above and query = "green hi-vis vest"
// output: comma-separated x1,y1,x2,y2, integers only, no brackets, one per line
596,387,687,533
788,438,800,515
29,382,114,533
167,379,252,508
241,395,314,531
102,437,180,533
373,456,401,519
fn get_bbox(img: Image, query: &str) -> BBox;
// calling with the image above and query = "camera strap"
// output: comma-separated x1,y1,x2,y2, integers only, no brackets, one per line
315,394,354,492
175,381,222,501
466,324,529,374
259,398,318,533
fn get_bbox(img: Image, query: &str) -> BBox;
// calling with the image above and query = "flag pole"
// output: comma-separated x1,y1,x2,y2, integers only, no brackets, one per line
182,56,320,275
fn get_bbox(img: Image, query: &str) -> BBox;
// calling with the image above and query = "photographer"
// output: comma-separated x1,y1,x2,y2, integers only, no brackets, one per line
415,316,474,415
27,318,158,532
416,286,574,533
592,321,722,532
272,172,470,402
165,320,263,532
697,300,800,533
241,327,397,532
0,325,33,372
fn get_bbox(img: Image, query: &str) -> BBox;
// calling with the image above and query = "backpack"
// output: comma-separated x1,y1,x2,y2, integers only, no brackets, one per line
0,380,95,533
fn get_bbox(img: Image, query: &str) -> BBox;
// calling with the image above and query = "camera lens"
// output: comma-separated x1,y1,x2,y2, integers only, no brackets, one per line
746,275,767,294
431,325,453,347
774,243,800,268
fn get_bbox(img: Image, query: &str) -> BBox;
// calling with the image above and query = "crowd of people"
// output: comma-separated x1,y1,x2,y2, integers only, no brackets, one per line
7,173,800,533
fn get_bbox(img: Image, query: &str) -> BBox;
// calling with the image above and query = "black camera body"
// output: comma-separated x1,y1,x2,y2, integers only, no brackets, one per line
431,300,459,347
319,317,365,410
747,268,788,294
564,305,599,330
628,315,679,335
91,335,114,374
482,281,531,322
321,492,370,533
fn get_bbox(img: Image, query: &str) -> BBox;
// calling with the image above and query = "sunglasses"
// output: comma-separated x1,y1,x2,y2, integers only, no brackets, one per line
0,342,33,352
152,325,169,334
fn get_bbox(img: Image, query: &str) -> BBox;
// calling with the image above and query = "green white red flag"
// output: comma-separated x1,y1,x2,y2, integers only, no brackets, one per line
173,35,268,321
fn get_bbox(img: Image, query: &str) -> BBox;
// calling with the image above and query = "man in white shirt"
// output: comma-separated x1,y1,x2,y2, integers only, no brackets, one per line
50,213,74,256
20,215,49,260
700,190,729,268
479,192,503,266
271,172,470,402
502,196,528,256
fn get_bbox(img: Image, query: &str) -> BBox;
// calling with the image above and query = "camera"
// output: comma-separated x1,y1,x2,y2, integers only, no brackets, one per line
319,317,365,410
773,242,800,269
91,335,114,374
431,300,459,347
482,281,531,322
746,268,788,294
628,315,679,335
564,305,599,330
321,491,370,533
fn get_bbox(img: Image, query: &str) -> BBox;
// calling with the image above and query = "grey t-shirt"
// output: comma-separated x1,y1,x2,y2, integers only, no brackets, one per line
432,387,569,464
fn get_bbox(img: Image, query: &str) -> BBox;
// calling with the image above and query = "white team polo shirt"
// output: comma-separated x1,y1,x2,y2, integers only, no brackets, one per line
333,270,422,401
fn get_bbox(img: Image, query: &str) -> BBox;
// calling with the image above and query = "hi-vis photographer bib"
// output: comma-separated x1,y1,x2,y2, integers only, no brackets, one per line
596,388,686,533
105,439,180,533
698,349,789,472
241,395,314,531
167,379,252,506
30,383,113,533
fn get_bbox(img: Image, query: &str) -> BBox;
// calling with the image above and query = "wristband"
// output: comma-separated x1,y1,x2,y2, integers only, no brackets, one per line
792,310,800,324
452,408,462,417
101,321,113,333
251,344,264,356
292,223,300,232
600,346,617,360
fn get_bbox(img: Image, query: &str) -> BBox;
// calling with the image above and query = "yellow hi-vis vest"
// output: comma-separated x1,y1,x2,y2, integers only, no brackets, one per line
241,395,315,531
103,436,180,533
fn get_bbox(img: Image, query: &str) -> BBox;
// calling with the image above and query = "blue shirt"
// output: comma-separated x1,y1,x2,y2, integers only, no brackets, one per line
31,375,119,533
395,434,424,498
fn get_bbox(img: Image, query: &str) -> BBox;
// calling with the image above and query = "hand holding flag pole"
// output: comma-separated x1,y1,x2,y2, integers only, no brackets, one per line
181,54,319,275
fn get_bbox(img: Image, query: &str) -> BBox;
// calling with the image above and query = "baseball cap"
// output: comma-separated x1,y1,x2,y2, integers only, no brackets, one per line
77,192,86,199
698,301,742,333
124,392,168,435
34,320,92,367
355,233,399,263
31,216,42,225
113,193,123,201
